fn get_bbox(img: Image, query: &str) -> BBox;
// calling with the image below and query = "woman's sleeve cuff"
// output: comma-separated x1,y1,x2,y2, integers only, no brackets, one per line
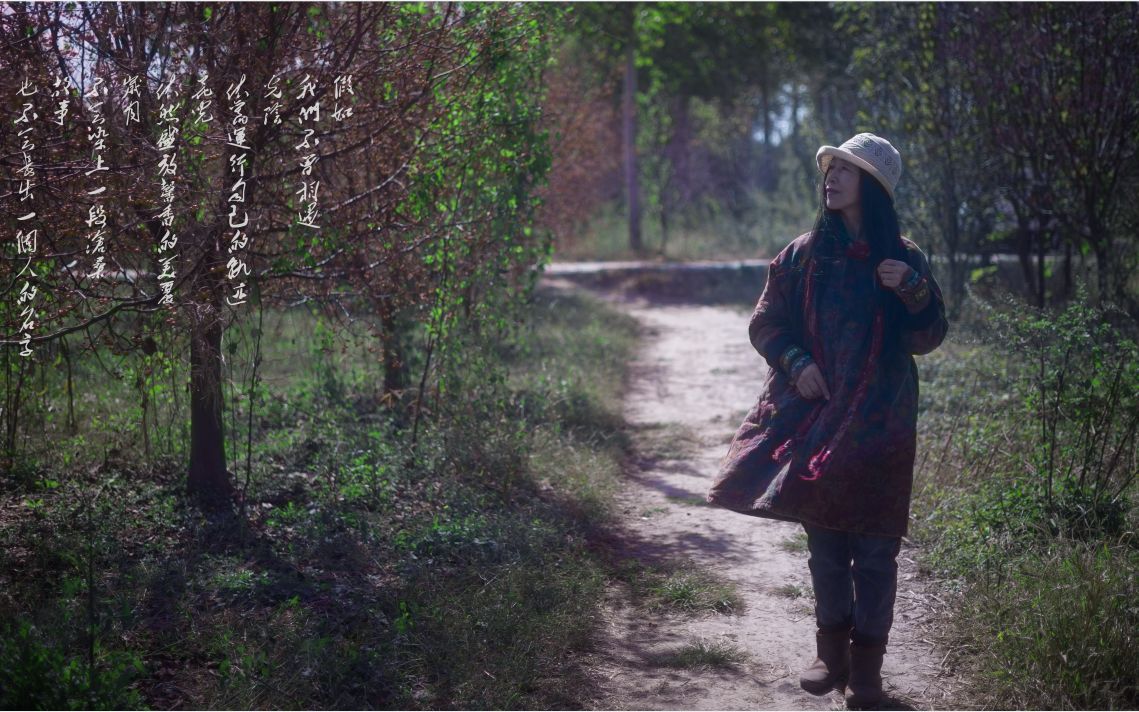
779,345,813,380
895,273,932,314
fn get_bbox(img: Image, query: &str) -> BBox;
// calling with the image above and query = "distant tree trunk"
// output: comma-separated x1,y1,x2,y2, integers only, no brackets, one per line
3,351,28,458
941,160,965,318
1011,204,1038,303
660,96,690,257
1017,236,1036,302
379,302,404,401
623,6,641,254
188,270,230,506
1087,211,1111,304
946,248,965,319
758,66,777,194
790,83,813,191
1093,241,1110,304
1063,240,1072,301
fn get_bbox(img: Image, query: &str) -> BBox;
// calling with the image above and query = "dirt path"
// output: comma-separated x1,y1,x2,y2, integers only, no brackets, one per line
556,281,961,710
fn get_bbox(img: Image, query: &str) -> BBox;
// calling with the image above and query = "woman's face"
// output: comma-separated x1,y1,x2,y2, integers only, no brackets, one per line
824,157,860,214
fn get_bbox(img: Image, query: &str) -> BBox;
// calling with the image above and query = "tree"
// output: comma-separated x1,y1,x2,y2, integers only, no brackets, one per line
1,2,559,502
554,3,849,257
842,3,1001,315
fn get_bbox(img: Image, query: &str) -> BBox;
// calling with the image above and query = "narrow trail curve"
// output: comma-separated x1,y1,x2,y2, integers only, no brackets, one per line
556,282,961,711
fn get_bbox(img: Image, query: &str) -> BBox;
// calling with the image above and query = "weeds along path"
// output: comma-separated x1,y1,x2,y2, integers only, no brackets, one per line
545,275,960,710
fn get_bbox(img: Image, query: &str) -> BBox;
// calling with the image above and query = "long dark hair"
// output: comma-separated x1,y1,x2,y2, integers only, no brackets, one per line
809,167,909,338
810,167,904,263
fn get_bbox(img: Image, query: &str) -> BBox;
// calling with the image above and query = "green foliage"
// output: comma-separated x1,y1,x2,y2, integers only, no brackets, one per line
839,3,1139,310
556,3,835,259
918,295,1137,561
0,621,144,710
387,1,561,408
0,287,640,709
560,151,817,262
912,292,1139,708
994,296,1139,536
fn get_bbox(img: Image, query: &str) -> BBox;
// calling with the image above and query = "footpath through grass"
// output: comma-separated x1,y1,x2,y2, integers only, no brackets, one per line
0,287,641,709
911,292,1139,710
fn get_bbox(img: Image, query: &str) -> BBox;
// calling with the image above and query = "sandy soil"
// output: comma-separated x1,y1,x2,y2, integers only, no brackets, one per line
549,279,963,711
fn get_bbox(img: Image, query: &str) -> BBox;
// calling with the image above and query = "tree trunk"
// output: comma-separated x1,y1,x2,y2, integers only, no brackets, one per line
1011,204,1037,301
758,66,776,194
188,290,230,506
1094,242,1110,304
790,84,815,193
942,162,964,318
1016,231,1037,301
1063,240,1072,301
3,350,28,458
622,6,641,254
380,302,404,401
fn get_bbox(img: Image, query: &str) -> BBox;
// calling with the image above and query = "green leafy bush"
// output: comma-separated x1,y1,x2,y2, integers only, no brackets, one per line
914,292,1139,709
0,621,143,710
996,296,1139,538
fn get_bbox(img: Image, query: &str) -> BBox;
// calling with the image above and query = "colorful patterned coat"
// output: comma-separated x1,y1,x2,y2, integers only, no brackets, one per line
706,225,948,537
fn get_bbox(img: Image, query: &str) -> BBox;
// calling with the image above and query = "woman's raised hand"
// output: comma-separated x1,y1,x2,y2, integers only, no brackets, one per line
793,362,830,400
876,259,914,289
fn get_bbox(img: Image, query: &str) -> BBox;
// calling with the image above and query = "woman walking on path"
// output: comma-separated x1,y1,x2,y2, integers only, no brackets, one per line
706,133,948,709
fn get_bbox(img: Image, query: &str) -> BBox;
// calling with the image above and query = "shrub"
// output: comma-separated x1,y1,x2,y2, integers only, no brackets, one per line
0,620,143,710
915,291,1139,709
995,296,1139,539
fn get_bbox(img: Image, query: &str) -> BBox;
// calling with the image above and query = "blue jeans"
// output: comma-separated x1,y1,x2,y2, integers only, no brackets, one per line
804,524,901,647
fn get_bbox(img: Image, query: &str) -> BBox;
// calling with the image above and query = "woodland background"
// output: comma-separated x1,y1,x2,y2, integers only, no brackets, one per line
1,3,1136,709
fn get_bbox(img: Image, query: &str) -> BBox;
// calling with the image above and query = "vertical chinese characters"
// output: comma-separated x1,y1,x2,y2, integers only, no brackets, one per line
51,73,72,126
225,75,251,307
85,76,110,279
122,74,141,126
14,77,40,357
294,74,320,229
155,75,182,305
263,72,282,128
332,73,354,122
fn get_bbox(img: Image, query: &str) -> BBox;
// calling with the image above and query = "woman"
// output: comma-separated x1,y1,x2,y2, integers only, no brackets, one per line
706,133,948,708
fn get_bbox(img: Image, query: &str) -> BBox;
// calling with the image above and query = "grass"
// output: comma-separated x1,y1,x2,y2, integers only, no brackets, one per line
554,200,767,263
649,639,749,670
650,572,739,614
0,287,643,709
779,532,809,554
943,540,1139,710
772,583,807,599
909,290,1139,710
617,562,743,616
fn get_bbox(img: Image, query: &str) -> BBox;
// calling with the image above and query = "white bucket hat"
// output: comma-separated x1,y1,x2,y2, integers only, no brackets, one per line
816,133,902,200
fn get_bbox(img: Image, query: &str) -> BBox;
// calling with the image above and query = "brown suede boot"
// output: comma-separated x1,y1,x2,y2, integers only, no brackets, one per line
845,642,886,709
799,628,850,695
